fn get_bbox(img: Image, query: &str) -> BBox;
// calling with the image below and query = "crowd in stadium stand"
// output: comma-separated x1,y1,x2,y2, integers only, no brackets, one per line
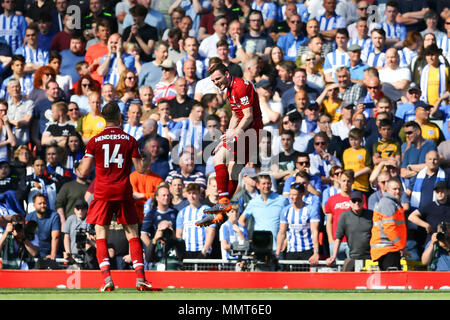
0,0,449,272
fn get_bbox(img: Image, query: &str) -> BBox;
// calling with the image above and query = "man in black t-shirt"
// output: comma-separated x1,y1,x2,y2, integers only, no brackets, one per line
270,130,300,192
169,77,197,121
122,4,159,63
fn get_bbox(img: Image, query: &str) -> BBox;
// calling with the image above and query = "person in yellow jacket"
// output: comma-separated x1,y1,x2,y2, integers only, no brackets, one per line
370,178,407,271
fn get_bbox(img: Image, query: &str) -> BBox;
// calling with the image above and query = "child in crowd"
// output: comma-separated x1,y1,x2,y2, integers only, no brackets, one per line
343,128,372,196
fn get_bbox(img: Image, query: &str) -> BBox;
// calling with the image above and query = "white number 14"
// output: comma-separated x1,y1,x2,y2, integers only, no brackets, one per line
102,144,124,168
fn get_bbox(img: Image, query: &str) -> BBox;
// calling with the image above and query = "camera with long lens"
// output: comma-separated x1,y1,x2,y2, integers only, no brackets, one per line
160,228,174,242
13,221,37,241
230,231,276,271
436,221,449,243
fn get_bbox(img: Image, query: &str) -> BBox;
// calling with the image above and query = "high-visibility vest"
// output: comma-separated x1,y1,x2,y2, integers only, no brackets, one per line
370,193,407,261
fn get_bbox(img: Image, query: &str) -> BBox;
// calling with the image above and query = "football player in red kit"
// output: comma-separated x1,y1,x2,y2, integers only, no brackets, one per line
78,102,160,292
196,63,263,227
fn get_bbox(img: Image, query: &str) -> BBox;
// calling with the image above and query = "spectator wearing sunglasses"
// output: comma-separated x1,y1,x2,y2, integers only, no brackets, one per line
325,190,373,271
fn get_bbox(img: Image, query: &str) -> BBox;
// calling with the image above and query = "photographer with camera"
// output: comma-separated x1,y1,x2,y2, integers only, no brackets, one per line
421,222,450,271
62,199,97,269
145,220,185,271
0,214,39,269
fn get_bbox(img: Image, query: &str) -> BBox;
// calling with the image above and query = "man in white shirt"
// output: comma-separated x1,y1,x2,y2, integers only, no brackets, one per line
379,48,411,101
331,101,354,141
198,15,228,59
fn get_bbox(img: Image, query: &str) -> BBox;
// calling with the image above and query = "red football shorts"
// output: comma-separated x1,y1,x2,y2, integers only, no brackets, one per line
86,198,139,226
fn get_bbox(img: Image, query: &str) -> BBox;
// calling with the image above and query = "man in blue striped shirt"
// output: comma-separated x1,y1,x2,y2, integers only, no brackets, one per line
14,24,49,76
122,103,143,141
0,0,27,53
175,183,215,258
276,183,320,264
318,0,346,42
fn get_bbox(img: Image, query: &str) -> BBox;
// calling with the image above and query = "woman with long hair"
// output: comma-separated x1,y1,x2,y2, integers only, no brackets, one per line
116,68,139,110
62,132,86,178
262,45,285,80
70,75,100,114
28,65,58,104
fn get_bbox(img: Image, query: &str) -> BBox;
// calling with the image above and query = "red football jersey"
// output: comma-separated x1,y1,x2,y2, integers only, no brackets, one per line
226,77,263,133
84,126,141,200
324,193,368,242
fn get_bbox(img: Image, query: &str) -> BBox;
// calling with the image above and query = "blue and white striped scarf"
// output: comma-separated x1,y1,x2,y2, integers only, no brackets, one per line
410,167,446,209
420,63,447,104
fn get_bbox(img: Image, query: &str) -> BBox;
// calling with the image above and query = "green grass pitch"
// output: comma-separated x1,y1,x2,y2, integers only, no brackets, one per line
0,288,449,300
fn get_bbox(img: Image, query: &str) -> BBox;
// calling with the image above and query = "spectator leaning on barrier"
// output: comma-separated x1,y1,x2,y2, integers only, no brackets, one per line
326,190,373,270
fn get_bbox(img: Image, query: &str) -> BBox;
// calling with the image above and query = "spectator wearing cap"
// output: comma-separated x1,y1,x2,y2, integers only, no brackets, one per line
256,79,283,138
276,182,320,265
326,190,373,270
276,13,308,62
408,181,450,246
0,158,19,193
199,15,228,59
379,48,411,102
62,199,97,267
331,101,354,141
122,4,159,63
300,101,320,136
347,44,369,84
153,59,178,104
419,44,450,106
398,102,445,146
395,84,424,122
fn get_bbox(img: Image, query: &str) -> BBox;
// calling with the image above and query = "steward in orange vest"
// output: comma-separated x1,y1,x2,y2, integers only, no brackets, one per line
370,191,407,270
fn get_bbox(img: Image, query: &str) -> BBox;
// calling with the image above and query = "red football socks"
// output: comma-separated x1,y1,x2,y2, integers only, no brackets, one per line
96,238,111,284
215,164,229,200
129,237,145,281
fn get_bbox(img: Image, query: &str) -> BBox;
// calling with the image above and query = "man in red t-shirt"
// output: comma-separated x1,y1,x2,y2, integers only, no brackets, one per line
196,63,263,226
78,102,159,292
324,169,368,260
